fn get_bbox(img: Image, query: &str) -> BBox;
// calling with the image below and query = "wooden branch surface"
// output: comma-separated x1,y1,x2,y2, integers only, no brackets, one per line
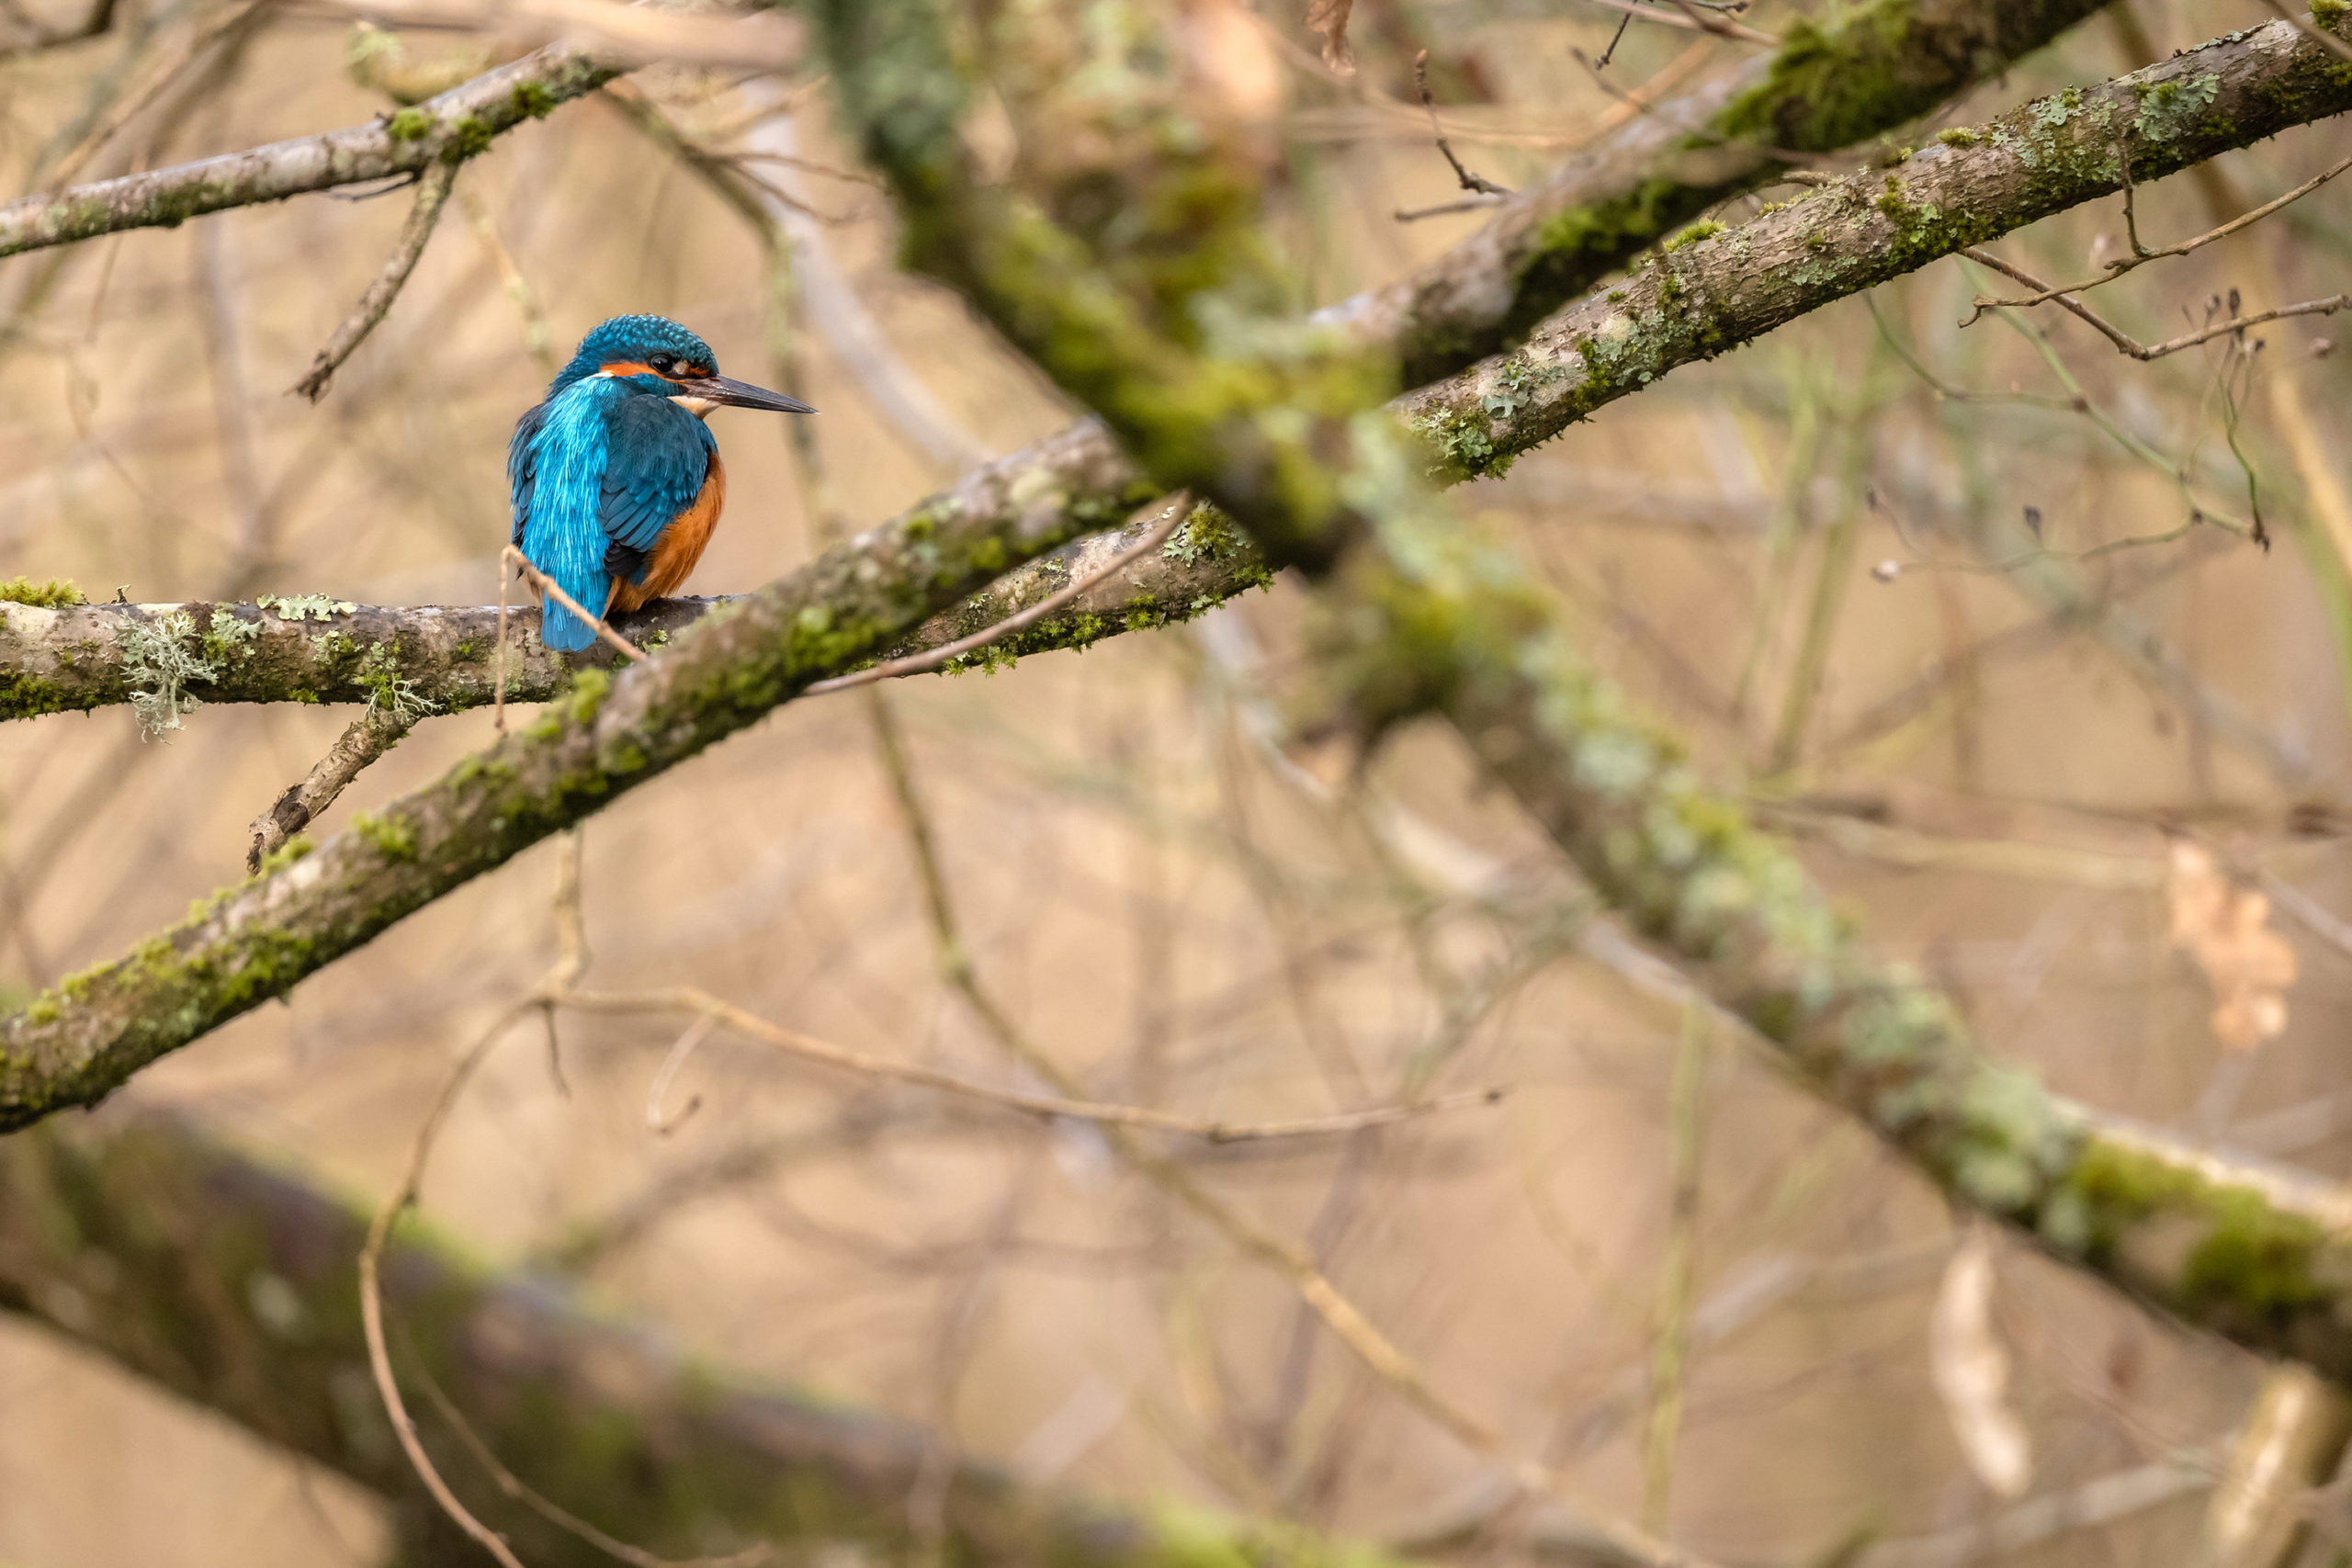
0,1111,1409,1568
0,42,619,258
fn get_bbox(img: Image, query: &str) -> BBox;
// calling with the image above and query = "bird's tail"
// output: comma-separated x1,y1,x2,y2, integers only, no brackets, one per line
537,573,607,653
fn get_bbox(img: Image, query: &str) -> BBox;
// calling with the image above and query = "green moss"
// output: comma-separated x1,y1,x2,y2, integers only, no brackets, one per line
252,835,314,877
1937,127,1984,147
350,811,419,863
384,106,433,141
0,577,85,607
1660,220,1724,254
443,113,496,163
508,79,558,118
2061,1140,2335,1321
0,671,82,720
564,667,610,728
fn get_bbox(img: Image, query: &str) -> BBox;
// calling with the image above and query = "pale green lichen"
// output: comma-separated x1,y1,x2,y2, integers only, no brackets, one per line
119,613,218,739
2134,72,2222,141
356,642,440,725
257,594,356,623
201,605,263,667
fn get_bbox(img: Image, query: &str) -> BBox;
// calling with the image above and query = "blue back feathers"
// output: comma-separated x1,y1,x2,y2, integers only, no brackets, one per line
509,316,719,651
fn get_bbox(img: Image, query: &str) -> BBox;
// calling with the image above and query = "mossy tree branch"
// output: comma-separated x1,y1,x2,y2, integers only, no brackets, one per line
0,499,1276,726
0,420,1159,1131
1397,16,2352,482
0,42,619,258
815,0,2352,1391
0,9,2343,1262
1323,0,2124,385
0,1111,1417,1568
9,9,2319,727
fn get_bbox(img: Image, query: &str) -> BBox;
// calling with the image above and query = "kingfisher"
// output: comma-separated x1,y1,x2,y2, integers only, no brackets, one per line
508,314,813,652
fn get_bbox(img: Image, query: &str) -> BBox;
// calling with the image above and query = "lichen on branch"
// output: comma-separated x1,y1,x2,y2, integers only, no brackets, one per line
0,42,616,259
816,0,2352,1393
0,1112,1419,1568
1396,17,2352,482
1326,0,2125,385
0,420,1157,1131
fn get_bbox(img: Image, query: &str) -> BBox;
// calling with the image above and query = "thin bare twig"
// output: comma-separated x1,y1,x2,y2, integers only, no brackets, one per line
1963,245,2347,361
1573,0,1773,48
293,159,458,401
1394,49,1510,224
360,1000,540,1568
1962,152,2352,324
864,693,1704,1568
502,544,651,666
560,984,1506,1143
805,499,1193,694
402,1341,774,1568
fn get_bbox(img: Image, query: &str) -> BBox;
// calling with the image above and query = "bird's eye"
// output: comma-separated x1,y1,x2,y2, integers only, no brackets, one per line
649,354,676,374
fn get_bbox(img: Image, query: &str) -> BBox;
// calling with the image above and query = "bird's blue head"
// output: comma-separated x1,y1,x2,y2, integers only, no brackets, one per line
547,314,813,415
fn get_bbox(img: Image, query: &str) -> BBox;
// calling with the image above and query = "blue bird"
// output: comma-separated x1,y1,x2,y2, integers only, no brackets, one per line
509,315,813,652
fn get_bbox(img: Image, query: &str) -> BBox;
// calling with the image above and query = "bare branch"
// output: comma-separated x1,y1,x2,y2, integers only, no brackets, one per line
0,41,627,259
291,159,460,401
1397,18,2352,482
1964,243,2348,359
1960,151,2352,324
1573,0,1776,48
245,704,423,874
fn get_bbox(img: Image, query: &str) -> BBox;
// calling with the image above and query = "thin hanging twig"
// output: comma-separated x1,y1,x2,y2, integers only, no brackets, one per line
1962,152,2352,324
502,543,651,665
1963,246,2346,361
293,159,459,400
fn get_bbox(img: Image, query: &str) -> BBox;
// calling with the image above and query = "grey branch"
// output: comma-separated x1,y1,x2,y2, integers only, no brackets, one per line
0,42,617,259
0,502,1272,725
1396,17,2352,483
291,158,461,402
4,16,2348,1125
0,1112,1416,1568
246,704,420,874
1317,0,2123,385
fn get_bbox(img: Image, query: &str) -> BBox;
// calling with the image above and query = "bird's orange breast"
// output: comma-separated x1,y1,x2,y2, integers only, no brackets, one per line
610,452,725,614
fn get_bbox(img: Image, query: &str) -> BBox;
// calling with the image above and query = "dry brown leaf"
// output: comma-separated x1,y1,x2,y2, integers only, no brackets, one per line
2167,840,2299,1052
1306,0,1355,73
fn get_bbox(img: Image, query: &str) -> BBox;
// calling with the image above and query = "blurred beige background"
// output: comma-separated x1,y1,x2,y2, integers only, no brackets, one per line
1,1,2348,1563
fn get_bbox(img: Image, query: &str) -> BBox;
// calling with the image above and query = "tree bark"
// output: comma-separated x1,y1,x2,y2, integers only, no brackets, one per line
819,0,2352,1394
0,1111,1409,1568
1323,0,2124,386
0,43,618,258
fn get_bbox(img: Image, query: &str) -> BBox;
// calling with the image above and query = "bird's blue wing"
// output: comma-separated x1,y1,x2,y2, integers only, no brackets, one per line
507,399,549,549
514,382,625,653
599,395,715,583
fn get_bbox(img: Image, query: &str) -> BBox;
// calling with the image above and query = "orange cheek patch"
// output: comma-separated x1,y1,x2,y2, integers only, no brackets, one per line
599,361,659,379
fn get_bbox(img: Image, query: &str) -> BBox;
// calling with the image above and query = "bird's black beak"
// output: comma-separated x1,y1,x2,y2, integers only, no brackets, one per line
676,375,814,414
